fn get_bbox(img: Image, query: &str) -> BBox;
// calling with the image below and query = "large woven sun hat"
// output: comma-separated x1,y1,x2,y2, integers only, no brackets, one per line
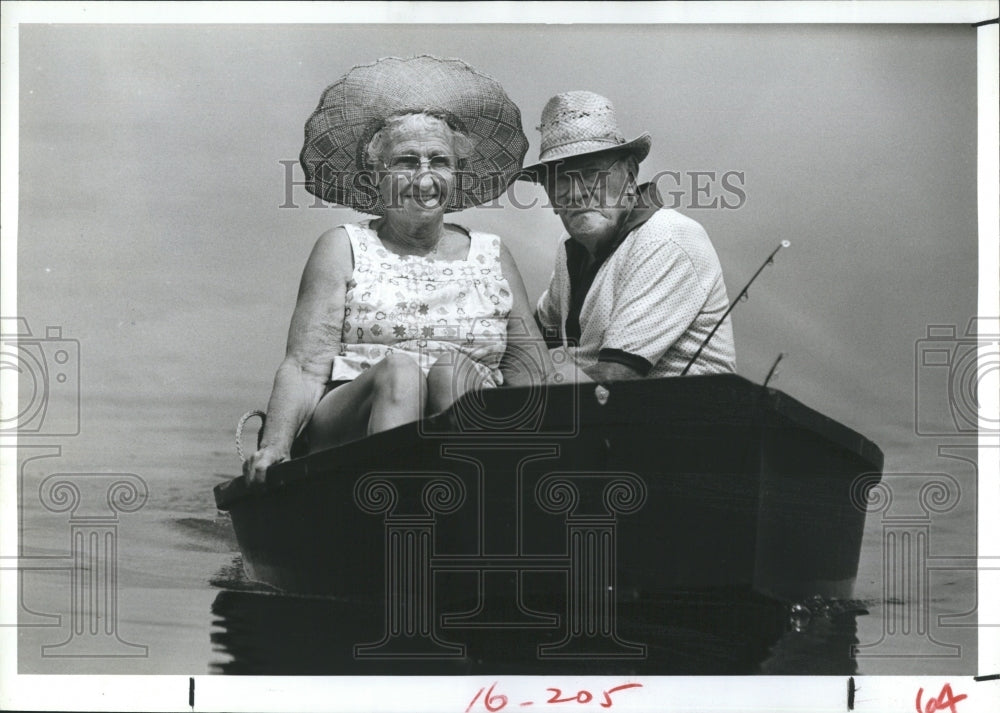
519,91,651,182
300,55,529,215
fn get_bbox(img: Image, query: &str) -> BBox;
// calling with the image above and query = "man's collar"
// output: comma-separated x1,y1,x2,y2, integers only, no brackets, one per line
560,182,664,345
622,181,663,238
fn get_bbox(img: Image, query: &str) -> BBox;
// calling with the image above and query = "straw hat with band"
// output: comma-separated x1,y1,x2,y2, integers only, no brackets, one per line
300,55,529,215
519,91,651,183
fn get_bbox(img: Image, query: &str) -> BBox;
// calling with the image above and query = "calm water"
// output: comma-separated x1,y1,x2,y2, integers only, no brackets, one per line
13,388,978,676
11,20,982,680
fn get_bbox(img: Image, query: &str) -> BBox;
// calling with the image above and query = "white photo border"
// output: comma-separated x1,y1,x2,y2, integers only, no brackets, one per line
1,2,997,711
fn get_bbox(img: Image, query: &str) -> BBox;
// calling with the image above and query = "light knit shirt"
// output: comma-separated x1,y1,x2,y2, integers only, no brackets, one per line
536,208,736,378
331,221,513,387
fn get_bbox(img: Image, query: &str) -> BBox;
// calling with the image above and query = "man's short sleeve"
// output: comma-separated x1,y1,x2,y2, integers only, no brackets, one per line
600,235,709,374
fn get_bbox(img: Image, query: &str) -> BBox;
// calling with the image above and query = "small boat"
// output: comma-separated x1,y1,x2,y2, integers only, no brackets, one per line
215,374,883,618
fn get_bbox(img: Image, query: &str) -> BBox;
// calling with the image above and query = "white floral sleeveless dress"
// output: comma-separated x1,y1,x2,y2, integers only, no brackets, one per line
330,221,513,387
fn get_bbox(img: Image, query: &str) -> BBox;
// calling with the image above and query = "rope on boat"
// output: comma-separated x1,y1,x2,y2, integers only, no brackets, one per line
235,409,266,463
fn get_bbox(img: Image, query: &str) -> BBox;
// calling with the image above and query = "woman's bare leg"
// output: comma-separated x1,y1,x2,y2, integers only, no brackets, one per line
305,353,426,451
426,352,487,416
367,353,427,434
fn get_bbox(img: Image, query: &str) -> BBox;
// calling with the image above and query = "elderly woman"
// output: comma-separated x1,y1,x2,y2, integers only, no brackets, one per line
245,57,552,484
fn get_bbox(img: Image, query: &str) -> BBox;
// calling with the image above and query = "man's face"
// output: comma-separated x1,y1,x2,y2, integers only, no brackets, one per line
545,151,636,248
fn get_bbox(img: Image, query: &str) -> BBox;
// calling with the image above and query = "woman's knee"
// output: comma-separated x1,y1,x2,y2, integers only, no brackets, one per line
373,353,424,402
426,354,458,386
427,353,483,406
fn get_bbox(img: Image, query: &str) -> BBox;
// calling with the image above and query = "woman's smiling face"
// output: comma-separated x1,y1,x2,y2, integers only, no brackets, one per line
376,119,459,218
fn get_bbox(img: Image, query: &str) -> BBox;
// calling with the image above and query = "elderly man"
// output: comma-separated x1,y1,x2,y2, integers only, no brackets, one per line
523,91,737,383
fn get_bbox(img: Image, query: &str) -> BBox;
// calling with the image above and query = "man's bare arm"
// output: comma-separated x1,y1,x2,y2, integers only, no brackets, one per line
583,360,644,384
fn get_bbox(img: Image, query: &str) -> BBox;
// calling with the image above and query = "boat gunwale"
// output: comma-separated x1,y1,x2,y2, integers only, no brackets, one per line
214,373,884,511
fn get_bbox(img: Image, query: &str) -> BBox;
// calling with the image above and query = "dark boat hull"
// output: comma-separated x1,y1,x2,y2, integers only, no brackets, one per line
215,374,883,605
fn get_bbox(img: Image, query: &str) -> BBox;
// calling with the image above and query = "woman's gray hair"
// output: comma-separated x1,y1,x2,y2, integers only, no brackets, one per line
365,111,475,169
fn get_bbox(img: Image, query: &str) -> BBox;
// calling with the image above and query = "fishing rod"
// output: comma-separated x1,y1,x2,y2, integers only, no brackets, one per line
680,240,791,376
763,352,786,388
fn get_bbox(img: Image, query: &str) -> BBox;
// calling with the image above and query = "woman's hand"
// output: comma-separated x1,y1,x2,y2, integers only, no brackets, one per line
243,444,290,487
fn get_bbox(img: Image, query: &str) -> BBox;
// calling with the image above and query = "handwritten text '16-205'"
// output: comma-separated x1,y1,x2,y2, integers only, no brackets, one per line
466,682,643,712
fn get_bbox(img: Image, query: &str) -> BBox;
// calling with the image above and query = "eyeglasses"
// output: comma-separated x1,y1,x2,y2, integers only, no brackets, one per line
381,154,458,174
548,156,635,208
550,155,629,199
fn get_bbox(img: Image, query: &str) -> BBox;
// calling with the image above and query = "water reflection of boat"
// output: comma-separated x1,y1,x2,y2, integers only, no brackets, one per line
209,583,862,675
214,374,882,625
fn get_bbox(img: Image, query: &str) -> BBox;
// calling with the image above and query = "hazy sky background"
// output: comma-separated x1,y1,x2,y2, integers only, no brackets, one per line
15,23,979,477
6,17,992,685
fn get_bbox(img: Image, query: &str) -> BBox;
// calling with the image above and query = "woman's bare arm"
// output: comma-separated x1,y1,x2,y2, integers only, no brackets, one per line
497,242,555,387
245,227,352,484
